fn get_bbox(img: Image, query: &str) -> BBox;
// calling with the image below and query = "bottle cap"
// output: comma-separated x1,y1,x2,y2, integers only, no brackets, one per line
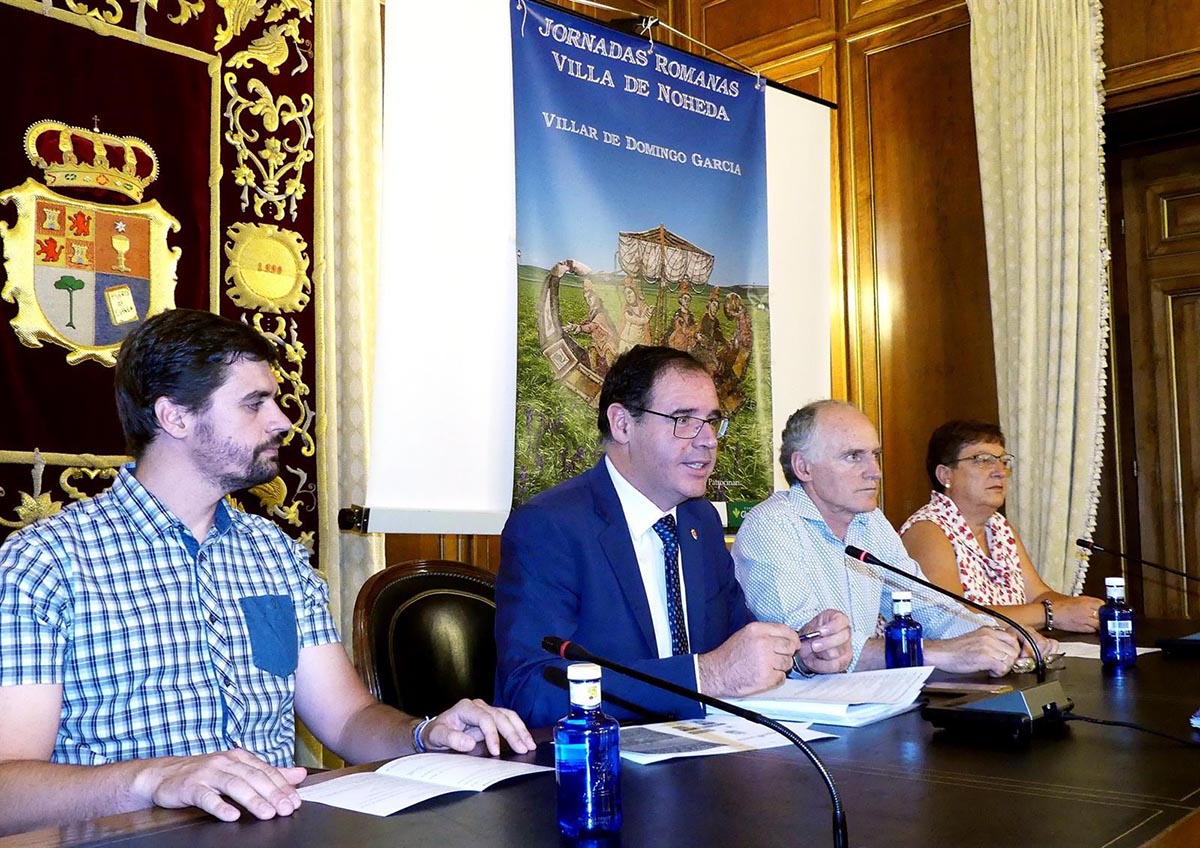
891,591,912,601
1105,577,1125,589
567,662,602,681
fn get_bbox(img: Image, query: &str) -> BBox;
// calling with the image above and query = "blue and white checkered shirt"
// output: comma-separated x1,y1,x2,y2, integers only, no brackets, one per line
731,485,991,669
0,465,339,767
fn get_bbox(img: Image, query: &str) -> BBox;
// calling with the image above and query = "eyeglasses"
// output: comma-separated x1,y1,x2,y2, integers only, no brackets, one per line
948,452,1015,471
631,407,729,439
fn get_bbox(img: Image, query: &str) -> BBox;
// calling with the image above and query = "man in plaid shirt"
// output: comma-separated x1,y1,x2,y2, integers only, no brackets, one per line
0,309,533,834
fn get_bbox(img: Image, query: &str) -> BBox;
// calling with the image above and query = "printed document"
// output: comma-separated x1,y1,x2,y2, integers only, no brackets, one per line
298,754,551,816
718,666,933,726
619,714,835,764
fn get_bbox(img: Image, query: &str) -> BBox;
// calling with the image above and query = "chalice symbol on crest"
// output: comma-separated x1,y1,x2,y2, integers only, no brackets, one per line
111,221,131,273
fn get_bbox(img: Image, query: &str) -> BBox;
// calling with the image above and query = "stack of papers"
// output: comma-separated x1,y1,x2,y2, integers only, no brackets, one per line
618,715,835,764
718,666,933,727
297,754,551,816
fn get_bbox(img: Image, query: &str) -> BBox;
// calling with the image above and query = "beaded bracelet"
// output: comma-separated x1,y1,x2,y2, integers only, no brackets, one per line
1042,598,1055,631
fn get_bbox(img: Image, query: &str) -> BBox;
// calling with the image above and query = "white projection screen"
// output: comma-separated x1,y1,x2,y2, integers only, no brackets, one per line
362,3,832,534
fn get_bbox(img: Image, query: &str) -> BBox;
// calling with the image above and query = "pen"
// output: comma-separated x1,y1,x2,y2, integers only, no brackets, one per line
797,630,822,641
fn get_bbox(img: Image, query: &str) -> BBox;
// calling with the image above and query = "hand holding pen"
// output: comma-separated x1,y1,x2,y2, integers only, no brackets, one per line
792,609,853,675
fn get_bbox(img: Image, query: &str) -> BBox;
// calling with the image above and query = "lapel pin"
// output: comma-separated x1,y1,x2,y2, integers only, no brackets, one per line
690,528,698,540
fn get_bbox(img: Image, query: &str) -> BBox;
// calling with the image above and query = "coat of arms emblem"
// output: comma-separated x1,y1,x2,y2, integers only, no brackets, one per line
0,120,180,366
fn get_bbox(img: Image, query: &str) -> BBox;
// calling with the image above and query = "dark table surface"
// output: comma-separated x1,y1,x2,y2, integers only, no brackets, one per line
5,619,1200,848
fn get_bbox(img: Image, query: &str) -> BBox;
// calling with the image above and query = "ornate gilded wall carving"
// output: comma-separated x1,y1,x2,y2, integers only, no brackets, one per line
0,0,320,559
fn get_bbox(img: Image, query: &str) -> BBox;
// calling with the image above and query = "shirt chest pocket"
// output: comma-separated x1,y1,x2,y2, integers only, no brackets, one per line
238,594,298,678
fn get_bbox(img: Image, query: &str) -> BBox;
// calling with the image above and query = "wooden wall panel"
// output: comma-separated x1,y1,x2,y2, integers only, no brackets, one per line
842,0,961,33
562,0,674,22
844,5,997,525
1173,295,1200,613
757,41,837,101
1102,91,1200,616
557,0,680,49
1121,140,1200,617
384,533,501,573
684,0,834,64
1104,0,1200,109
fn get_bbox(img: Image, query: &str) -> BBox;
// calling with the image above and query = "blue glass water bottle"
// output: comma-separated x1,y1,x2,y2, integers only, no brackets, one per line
1099,577,1136,669
555,662,622,838
884,591,924,668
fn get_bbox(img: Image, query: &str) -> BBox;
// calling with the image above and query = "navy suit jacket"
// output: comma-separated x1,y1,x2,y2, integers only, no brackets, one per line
495,461,756,728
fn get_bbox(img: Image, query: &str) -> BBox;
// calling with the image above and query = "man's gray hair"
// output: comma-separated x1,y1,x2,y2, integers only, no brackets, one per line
779,399,860,485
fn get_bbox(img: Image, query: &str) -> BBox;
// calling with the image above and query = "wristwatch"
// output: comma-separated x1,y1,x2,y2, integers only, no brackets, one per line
1041,598,1054,631
792,653,816,678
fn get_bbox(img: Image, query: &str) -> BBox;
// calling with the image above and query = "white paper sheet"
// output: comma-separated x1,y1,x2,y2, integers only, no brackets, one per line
717,666,933,726
1055,642,1159,660
297,754,551,816
732,666,932,706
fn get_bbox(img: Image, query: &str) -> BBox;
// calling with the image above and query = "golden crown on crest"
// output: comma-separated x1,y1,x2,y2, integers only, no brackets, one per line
24,119,159,203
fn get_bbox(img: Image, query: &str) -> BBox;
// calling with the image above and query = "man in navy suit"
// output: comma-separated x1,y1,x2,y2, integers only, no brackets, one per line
496,345,852,728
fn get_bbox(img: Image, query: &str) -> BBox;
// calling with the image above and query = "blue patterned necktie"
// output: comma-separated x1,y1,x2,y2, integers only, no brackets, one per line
652,514,690,655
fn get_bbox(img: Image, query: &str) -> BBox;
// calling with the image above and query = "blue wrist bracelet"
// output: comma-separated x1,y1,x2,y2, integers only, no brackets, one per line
413,715,435,753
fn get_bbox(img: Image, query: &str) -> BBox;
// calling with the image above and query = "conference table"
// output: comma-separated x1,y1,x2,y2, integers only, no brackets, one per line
4,621,1200,848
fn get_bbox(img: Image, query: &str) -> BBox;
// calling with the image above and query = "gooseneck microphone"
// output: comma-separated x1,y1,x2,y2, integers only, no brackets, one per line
542,636,848,848
843,546,1071,743
1076,538,1200,585
844,545,1046,681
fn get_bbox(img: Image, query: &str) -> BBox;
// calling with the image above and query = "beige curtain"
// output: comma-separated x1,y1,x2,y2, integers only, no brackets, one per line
967,0,1110,593
315,0,387,647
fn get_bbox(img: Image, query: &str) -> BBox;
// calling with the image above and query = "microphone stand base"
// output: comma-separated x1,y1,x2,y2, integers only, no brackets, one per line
921,680,1073,746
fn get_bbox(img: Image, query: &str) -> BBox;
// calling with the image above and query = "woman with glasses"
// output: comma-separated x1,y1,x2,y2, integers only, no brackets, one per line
899,420,1104,633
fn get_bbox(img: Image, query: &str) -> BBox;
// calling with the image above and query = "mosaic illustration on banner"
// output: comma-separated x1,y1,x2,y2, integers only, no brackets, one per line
510,0,772,515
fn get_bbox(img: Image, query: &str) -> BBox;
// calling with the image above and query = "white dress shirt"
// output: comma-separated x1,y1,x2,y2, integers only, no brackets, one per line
604,456,693,659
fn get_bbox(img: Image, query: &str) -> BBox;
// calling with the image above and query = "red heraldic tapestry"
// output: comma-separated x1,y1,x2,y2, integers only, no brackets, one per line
0,1,319,559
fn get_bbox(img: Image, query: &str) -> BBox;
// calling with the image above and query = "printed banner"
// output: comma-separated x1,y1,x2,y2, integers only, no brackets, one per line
510,0,773,515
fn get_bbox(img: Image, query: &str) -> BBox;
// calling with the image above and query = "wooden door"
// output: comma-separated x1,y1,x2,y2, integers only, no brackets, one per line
1122,140,1200,617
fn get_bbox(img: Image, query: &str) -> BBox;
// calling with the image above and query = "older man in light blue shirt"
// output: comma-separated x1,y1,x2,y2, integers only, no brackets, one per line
733,400,1055,675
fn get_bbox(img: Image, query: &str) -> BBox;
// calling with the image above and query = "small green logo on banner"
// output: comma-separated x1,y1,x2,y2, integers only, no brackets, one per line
725,500,757,529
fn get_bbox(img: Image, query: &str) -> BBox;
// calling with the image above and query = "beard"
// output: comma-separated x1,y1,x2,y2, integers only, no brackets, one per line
221,443,281,492
194,420,282,493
